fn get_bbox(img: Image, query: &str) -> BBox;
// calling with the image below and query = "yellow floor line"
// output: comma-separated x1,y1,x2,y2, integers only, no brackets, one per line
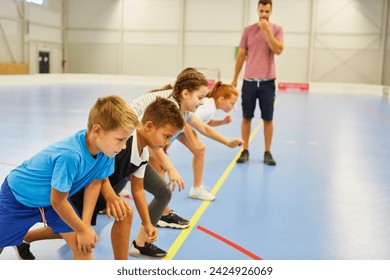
163,120,263,260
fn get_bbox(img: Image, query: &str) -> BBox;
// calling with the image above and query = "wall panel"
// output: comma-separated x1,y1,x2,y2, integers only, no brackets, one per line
67,44,119,74
67,0,121,29
1,0,388,84
123,0,181,30
122,45,180,77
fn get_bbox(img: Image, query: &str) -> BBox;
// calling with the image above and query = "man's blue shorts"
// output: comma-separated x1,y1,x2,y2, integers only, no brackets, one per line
241,79,276,121
0,178,76,247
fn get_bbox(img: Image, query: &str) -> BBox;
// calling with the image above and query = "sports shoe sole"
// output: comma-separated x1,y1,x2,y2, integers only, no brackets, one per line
13,246,35,260
189,193,215,201
128,247,167,258
157,220,190,229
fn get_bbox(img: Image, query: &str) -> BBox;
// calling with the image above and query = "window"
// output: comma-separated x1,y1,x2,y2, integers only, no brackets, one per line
25,0,44,5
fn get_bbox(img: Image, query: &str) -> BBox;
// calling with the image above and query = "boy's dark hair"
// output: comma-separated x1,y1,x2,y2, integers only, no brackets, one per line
142,97,185,130
259,0,272,7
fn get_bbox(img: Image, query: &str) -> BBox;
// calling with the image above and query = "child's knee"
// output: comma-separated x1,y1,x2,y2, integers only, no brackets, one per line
119,207,134,225
72,250,94,260
163,187,172,201
125,207,134,221
194,144,206,156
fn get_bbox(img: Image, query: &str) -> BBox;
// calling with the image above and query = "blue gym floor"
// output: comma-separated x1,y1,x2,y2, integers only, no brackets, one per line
0,75,389,260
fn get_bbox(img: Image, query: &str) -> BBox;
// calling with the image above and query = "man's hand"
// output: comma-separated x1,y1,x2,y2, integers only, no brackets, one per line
258,18,270,31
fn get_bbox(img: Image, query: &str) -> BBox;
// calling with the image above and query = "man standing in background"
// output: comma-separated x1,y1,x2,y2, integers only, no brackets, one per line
232,0,284,165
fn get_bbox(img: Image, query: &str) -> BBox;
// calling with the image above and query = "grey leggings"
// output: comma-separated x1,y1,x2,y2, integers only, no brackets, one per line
114,164,171,226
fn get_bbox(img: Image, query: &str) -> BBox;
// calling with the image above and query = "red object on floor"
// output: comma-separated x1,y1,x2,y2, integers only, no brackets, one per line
278,82,309,92
207,79,215,89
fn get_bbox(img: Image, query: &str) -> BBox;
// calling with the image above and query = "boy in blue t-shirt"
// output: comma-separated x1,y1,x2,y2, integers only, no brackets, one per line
0,95,139,260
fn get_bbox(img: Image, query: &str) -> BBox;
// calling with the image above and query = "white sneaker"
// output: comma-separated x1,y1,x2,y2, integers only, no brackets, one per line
189,185,215,201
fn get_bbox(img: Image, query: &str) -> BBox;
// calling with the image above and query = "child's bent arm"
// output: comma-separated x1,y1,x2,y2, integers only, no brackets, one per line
82,180,102,224
189,115,243,147
51,188,91,233
208,115,232,127
100,178,131,221
130,176,158,242
130,176,151,226
150,148,184,191
50,188,97,253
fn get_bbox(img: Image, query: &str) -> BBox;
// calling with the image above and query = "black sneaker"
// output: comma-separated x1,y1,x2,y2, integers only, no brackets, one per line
128,241,167,258
264,151,276,166
236,149,249,163
13,243,35,260
157,210,190,229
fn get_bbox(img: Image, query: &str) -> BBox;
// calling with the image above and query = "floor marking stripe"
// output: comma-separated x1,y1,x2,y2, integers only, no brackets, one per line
163,121,263,260
346,95,390,122
197,225,263,260
0,162,17,167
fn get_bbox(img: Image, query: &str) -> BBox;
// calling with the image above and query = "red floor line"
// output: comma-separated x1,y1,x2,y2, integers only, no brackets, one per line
0,162,17,167
197,225,263,260
346,96,390,122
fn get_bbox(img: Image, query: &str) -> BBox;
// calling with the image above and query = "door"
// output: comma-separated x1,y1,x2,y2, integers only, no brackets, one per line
39,51,50,73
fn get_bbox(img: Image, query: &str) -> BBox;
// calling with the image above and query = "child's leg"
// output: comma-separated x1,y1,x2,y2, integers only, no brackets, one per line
177,131,215,201
24,226,61,243
149,145,173,215
149,152,166,179
0,179,42,248
177,130,205,188
111,207,133,260
60,231,93,260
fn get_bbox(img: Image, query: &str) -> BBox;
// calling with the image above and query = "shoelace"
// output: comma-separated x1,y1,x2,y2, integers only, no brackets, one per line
146,243,158,250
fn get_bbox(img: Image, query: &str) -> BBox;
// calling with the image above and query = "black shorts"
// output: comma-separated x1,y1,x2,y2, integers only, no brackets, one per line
241,79,276,121
70,177,128,226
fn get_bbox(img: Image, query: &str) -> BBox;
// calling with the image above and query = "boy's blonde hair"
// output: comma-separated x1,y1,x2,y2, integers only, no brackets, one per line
87,95,140,132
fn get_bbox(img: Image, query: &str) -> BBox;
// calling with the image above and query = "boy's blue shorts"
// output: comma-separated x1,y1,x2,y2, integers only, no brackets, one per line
0,178,76,247
241,79,276,121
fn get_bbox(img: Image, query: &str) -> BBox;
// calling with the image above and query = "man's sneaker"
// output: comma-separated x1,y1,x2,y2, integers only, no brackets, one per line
13,243,35,260
157,210,190,229
189,185,215,201
264,151,276,166
236,149,249,163
129,241,167,258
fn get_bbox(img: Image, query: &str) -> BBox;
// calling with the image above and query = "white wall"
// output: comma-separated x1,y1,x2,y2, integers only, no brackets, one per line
1,0,389,85
385,2,390,85
0,0,63,73
64,0,390,84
